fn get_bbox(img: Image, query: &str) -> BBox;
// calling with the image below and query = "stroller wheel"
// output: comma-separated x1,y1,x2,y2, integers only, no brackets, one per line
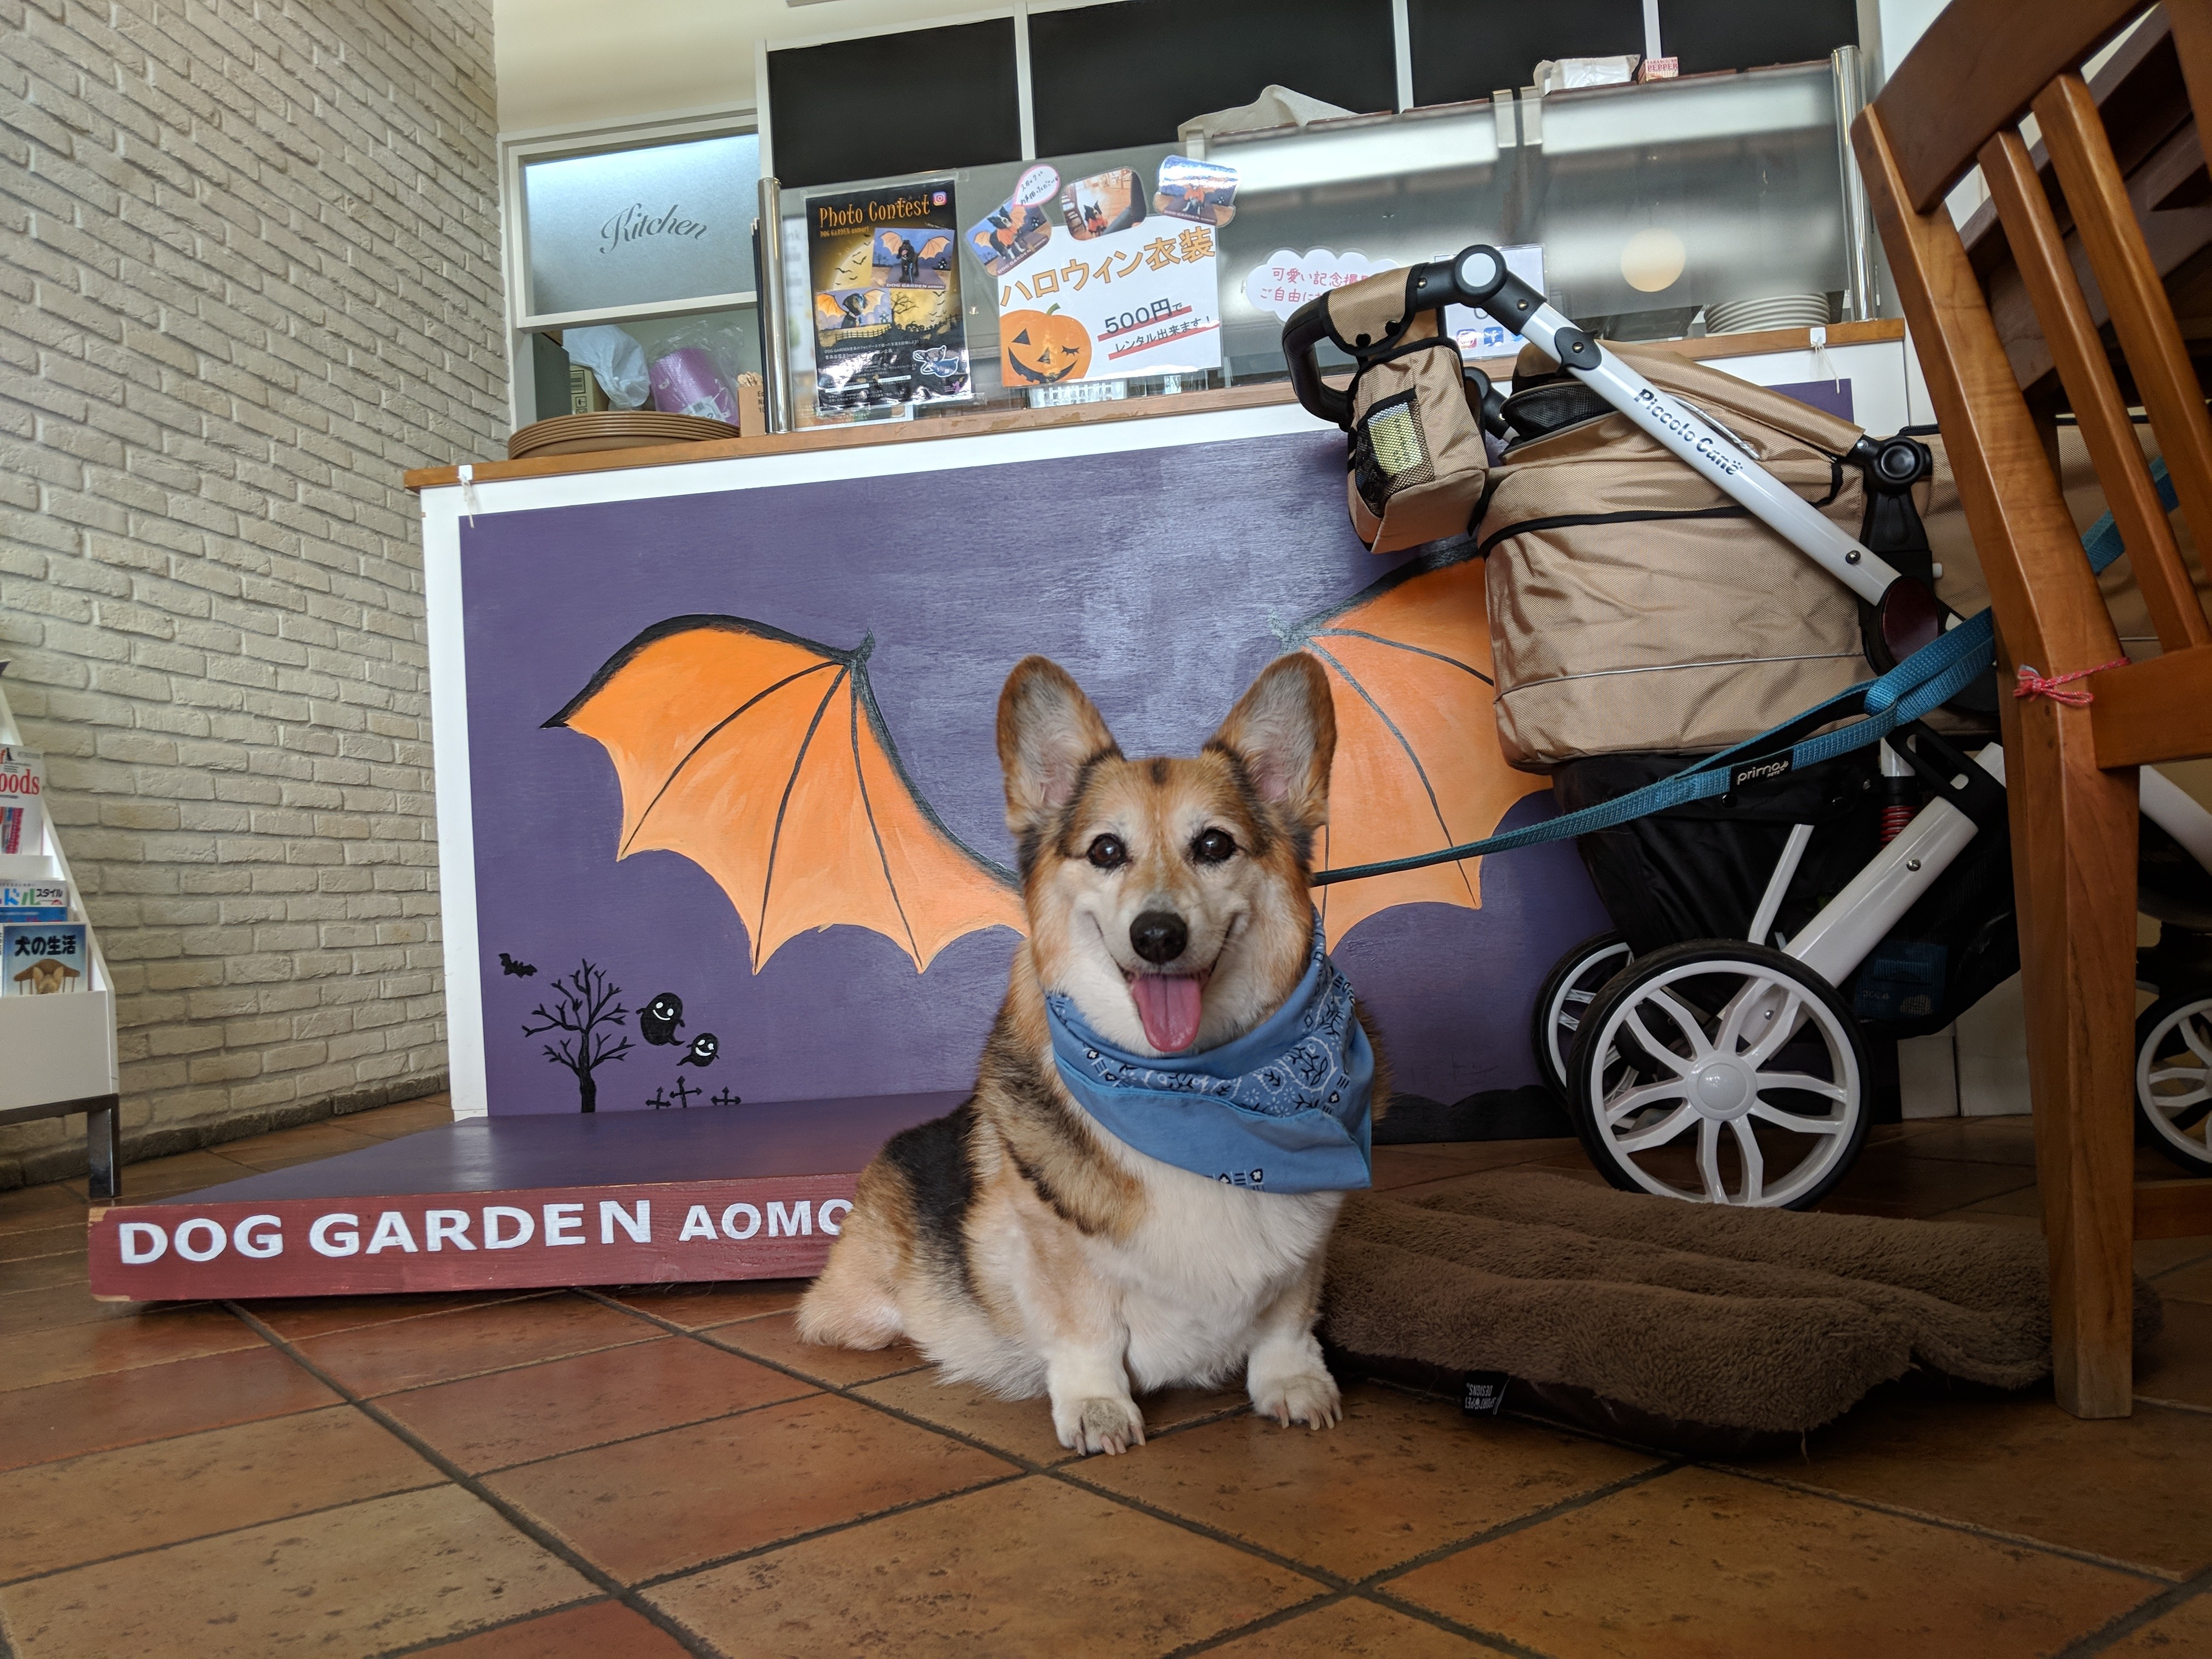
1565,940,1870,1209
1531,932,1633,1099
2136,988,2212,1172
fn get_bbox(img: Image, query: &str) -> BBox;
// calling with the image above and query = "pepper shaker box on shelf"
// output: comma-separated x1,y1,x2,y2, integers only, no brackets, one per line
86,1092,953,1300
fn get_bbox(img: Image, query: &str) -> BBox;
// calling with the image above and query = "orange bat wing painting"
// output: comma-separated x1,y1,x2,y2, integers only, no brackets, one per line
1284,544,1549,949
549,617,1025,974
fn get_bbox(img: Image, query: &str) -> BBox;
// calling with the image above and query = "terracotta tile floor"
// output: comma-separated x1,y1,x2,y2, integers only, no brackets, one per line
4,1099,2211,1657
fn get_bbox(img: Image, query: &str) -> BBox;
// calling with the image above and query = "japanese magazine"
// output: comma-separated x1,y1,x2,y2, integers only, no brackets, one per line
4,922,89,995
0,879,71,923
0,744,43,856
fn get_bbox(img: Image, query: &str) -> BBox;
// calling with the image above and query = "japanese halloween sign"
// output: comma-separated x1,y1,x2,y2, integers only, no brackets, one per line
978,159,1233,387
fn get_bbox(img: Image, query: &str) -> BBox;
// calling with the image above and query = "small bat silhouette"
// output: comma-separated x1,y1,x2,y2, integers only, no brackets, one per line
678,1032,719,1067
499,952,538,978
639,991,685,1046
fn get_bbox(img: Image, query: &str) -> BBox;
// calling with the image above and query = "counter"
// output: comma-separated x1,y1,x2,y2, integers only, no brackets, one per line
410,320,1918,1130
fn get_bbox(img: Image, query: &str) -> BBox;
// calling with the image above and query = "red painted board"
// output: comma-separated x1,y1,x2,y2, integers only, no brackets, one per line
89,1173,858,1300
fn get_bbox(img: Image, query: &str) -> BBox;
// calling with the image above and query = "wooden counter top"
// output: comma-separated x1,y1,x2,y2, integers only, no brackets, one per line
404,318,1906,492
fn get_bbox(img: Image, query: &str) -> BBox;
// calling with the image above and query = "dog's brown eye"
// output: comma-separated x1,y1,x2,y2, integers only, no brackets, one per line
1086,834,1127,870
1192,828,1236,865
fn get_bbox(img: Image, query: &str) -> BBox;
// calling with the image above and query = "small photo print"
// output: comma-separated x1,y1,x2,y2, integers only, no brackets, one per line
1153,156,1238,227
4,922,88,994
1062,167,1145,241
814,287,893,334
966,200,1054,277
871,227,955,289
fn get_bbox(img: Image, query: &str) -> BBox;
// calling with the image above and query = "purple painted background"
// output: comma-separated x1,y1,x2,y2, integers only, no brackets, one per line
459,430,1608,1116
1768,379,1854,422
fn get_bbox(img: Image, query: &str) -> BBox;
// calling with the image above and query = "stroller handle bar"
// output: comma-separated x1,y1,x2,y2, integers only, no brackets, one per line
1284,245,1911,611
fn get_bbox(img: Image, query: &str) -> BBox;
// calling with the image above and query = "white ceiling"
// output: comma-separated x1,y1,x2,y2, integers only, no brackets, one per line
494,0,1023,133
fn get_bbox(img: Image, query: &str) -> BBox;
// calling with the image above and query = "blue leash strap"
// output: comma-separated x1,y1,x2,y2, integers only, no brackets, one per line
1312,459,2174,889
1311,611,1991,885
2079,456,2173,575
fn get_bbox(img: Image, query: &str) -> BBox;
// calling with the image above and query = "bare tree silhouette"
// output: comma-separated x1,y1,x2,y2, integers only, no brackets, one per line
522,959,631,1113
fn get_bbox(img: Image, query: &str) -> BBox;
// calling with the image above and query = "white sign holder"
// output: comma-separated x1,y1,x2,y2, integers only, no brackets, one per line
0,670,122,1197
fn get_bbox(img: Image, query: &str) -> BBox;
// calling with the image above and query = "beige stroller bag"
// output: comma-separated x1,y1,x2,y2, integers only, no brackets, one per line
1323,269,1492,554
1480,344,1985,770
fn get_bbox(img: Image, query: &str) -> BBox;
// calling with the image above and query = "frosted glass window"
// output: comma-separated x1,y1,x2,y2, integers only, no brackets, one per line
523,134,761,317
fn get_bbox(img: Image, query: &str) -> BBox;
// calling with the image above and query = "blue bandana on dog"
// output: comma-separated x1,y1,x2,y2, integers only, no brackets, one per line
1045,921,1374,1194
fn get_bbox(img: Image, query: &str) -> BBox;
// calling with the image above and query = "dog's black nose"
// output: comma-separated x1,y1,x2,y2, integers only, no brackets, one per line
1130,910,1188,964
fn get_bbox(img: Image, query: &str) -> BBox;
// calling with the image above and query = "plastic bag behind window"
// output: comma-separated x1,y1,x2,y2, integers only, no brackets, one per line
562,325,651,410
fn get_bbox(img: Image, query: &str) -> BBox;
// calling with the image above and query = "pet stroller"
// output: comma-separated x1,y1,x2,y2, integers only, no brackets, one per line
1283,246,2212,1207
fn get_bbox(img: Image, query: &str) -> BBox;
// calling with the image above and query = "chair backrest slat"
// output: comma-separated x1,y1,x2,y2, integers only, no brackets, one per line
1853,108,2119,677
2169,3,2212,145
1875,0,2146,212
2033,72,2212,653
1980,126,2211,656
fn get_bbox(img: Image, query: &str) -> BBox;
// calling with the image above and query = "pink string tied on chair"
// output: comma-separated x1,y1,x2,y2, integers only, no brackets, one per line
2013,657,2129,706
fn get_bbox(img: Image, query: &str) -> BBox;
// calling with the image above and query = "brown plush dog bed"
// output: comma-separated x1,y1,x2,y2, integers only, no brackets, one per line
1319,1171,2164,1455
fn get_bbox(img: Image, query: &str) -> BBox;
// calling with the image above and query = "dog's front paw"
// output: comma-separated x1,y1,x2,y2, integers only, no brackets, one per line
1054,1393,1147,1456
1251,1367,1341,1431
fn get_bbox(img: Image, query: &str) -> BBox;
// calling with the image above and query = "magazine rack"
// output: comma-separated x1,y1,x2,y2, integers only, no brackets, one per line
0,670,121,1198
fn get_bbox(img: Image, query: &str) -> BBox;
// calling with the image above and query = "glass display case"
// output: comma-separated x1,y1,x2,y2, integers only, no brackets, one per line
763,58,1868,431
1212,60,1854,374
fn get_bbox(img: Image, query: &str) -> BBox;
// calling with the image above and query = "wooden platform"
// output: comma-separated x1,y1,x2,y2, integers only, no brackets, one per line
85,1093,957,1301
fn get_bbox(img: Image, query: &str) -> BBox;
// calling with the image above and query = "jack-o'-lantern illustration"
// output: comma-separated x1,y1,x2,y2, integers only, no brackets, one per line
1001,307,1091,385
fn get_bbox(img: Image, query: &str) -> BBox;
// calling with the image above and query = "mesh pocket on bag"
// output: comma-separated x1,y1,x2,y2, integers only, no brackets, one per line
1351,390,1435,514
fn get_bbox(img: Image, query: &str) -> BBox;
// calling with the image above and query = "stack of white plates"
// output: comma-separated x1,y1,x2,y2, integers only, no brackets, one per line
1702,294,1833,335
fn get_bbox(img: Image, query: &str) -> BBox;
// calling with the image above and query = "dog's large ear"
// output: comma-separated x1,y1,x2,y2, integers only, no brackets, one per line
998,656,1121,839
1207,652,1336,838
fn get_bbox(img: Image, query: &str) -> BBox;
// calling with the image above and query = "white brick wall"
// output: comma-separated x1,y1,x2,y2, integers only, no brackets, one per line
0,0,505,1183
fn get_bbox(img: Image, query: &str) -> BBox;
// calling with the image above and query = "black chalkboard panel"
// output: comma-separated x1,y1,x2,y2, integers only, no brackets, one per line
768,20,1022,188
1657,0,1857,76
1407,0,1646,109
1030,0,1397,157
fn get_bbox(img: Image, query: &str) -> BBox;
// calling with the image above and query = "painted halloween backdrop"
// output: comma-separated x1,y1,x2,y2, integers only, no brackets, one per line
460,428,1610,1116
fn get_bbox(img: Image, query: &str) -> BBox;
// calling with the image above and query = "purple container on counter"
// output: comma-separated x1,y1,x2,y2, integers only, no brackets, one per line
649,347,740,425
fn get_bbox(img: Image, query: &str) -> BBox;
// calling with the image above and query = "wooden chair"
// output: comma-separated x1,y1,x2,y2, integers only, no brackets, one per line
1856,0,2212,1417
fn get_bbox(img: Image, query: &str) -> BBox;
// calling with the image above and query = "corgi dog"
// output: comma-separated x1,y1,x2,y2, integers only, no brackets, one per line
797,651,1385,1455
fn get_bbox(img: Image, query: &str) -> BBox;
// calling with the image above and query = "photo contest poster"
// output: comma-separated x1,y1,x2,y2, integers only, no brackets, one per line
805,180,970,415
969,158,1235,388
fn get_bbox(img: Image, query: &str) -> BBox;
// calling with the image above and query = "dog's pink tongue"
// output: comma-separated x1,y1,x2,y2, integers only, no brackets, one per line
1131,974,1205,1054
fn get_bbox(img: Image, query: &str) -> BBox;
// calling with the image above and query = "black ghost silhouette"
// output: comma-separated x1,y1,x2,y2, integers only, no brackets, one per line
678,1032,719,1068
640,991,685,1046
